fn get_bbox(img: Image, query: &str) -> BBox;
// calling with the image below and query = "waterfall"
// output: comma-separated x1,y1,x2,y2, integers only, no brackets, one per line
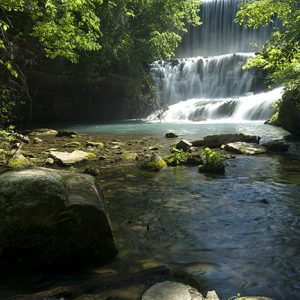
149,0,280,123
151,53,255,105
177,0,278,57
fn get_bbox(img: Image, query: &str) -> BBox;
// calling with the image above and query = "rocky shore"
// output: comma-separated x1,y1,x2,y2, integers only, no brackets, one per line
0,129,297,299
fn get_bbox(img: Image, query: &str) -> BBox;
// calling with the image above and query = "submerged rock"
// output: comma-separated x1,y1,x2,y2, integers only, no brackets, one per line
0,168,117,270
192,134,261,148
224,142,267,155
49,150,89,166
142,281,204,300
165,132,179,138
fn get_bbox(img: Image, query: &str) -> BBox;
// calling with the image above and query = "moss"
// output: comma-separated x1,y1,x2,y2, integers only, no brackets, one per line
7,155,33,169
141,155,166,171
165,149,203,166
198,148,225,174
87,152,97,159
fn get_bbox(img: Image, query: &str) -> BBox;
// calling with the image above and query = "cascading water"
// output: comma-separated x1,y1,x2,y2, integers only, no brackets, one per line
149,0,281,123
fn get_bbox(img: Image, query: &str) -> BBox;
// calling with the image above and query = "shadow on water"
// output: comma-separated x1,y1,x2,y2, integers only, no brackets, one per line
103,154,300,299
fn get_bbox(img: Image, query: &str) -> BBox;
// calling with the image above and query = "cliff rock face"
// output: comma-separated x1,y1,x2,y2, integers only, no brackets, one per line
25,66,157,124
278,89,300,135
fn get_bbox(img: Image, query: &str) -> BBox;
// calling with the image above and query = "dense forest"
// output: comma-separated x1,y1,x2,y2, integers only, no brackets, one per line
0,0,299,131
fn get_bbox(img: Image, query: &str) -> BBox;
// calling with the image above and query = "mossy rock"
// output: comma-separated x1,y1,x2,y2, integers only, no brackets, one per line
7,154,33,169
141,154,166,171
87,152,97,159
86,141,104,148
198,148,225,174
165,152,203,167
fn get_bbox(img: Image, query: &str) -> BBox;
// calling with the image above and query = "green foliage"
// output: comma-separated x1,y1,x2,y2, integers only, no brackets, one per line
141,155,166,172
0,0,201,122
166,147,203,166
235,0,300,90
199,148,225,174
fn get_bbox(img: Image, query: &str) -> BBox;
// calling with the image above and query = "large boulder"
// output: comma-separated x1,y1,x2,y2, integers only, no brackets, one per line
278,89,300,135
192,134,261,148
0,168,117,270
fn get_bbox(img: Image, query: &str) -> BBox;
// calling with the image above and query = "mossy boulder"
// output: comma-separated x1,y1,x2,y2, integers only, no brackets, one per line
278,89,300,135
7,153,33,169
165,150,203,167
0,168,117,271
141,154,166,171
199,148,225,174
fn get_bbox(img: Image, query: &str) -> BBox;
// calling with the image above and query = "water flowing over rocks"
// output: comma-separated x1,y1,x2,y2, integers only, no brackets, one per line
0,167,117,270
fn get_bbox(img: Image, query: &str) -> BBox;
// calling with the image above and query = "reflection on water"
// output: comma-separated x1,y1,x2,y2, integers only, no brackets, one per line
66,121,289,143
103,154,300,299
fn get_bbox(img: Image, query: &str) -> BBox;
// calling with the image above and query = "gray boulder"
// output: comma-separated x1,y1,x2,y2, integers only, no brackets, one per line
142,281,204,300
0,168,117,270
224,142,267,155
192,134,261,148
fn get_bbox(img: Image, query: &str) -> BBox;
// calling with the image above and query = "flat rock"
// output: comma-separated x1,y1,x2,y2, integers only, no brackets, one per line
50,150,89,166
262,139,290,152
192,134,261,148
142,281,203,300
29,128,58,136
224,142,267,155
63,142,81,148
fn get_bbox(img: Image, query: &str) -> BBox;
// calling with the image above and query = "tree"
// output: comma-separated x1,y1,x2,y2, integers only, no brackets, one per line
235,0,300,90
0,0,201,124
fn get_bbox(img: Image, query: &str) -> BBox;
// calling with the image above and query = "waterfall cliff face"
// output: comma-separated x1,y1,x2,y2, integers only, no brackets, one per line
149,0,280,122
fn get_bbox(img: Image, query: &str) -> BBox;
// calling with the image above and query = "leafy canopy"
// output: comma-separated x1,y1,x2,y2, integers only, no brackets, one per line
235,0,300,90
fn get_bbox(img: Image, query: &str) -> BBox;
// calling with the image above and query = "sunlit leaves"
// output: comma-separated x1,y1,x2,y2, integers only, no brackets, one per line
237,0,300,90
